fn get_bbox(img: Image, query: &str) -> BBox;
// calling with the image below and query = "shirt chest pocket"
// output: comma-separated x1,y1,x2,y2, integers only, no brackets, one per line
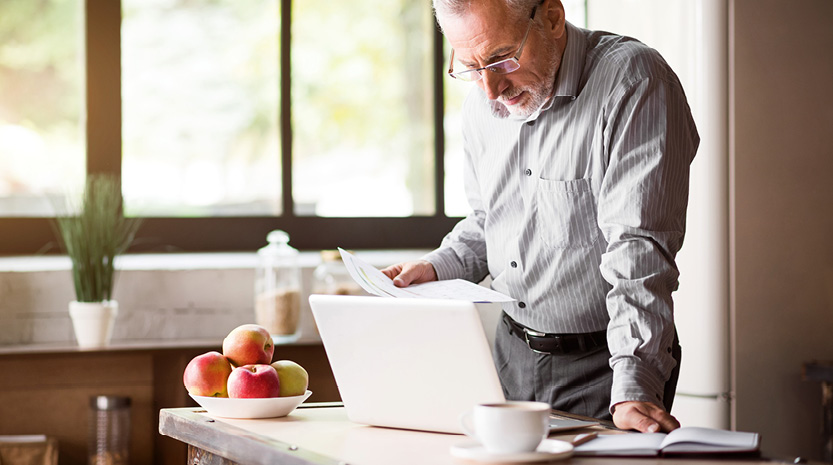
535,178,600,249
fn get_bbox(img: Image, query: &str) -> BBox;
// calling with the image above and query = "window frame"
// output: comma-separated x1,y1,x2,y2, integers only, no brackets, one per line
0,0,460,255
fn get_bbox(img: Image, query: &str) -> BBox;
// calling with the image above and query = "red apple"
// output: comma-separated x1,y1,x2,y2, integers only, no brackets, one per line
183,351,233,397
222,324,274,367
227,364,281,398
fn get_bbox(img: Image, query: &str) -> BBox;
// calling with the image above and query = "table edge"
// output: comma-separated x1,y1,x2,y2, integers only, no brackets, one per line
159,407,342,465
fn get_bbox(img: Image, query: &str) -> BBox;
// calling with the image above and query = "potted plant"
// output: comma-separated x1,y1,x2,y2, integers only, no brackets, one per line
52,173,143,348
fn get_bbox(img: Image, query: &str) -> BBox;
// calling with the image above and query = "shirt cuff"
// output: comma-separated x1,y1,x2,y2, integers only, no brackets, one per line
609,358,667,413
420,247,465,281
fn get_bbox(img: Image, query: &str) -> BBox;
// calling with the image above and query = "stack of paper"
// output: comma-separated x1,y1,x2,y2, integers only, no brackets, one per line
338,248,514,303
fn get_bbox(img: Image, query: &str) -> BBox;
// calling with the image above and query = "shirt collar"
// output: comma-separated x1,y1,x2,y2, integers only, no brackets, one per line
551,21,587,100
521,21,587,121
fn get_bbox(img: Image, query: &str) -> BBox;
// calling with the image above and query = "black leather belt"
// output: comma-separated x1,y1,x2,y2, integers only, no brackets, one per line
502,313,608,355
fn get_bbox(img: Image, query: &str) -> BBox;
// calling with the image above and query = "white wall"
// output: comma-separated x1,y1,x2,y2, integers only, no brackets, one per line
587,0,731,429
0,251,428,346
731,0,833,459
588,1,833,460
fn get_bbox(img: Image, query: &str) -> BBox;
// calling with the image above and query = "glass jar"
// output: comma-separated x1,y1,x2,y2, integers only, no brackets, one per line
89,395,131,465
312,250,365,296
254,230,302,342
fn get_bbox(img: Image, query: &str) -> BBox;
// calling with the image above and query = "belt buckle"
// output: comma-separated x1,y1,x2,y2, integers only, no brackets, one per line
523,328,551,354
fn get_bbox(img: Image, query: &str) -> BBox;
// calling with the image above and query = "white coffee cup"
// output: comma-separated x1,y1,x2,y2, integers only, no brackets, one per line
459,401,550,454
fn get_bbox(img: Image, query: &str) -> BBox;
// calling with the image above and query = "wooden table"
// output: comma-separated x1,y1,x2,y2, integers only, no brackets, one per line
159,404,801,465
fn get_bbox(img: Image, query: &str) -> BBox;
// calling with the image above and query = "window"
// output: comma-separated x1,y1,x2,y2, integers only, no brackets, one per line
121,0,281,218
0,0,85,217
292,0,435,218
0,0,586,255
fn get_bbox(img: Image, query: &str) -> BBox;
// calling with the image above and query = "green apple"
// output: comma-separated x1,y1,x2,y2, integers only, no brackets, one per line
270,360,309,397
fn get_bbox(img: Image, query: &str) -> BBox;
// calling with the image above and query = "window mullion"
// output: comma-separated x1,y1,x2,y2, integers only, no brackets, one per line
85,0,122,178
433,20,446,219
281,0,293,218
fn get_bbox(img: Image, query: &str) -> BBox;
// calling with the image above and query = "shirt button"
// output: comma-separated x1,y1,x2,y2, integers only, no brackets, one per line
524,169,532,176
667,347,672,353
518,302,526,308
510,261,517,268
526,121,535,126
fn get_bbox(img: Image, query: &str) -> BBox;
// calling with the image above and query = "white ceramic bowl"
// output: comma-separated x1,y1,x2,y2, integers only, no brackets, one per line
189,390,312,419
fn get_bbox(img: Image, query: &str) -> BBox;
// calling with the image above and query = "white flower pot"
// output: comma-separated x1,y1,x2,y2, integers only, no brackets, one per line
69,300,118,348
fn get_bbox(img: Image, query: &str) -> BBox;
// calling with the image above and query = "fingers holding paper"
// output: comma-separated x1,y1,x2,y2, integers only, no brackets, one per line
381,260,438,287
612,401,680,433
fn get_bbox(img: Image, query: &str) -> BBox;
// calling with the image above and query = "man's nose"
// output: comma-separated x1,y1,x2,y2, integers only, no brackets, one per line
479,70,506,101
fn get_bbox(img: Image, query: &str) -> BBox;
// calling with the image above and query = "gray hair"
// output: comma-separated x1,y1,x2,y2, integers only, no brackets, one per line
433,0,542,26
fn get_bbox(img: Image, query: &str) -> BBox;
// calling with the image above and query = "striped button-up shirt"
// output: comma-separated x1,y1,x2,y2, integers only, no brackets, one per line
424,22,699,409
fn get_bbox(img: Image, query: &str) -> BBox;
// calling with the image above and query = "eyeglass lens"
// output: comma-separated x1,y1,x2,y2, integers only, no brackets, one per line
453,58,520,81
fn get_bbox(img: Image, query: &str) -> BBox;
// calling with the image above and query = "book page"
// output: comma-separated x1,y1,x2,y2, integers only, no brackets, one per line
660,427,760,453
573,432,666,456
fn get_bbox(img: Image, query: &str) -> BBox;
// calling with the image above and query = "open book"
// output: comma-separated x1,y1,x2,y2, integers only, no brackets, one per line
574,427,760,457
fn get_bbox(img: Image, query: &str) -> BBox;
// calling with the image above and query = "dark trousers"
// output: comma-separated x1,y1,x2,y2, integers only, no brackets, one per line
494,314,682,421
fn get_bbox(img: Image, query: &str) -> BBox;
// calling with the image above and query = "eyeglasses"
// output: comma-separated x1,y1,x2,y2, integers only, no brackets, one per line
447,1,542,82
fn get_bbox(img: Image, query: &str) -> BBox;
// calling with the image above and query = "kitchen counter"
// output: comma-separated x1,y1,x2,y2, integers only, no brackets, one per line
0,338,339,465
0,335,322,356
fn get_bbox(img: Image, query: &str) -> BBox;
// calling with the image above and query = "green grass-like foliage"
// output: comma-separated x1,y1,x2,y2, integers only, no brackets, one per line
53,174,143,302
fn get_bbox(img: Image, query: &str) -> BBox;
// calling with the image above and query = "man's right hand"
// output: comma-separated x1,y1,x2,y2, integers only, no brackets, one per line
381,260,438,288
612,401,680,433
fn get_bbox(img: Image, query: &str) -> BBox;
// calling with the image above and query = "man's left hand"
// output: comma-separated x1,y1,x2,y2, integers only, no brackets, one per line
612,401,680,433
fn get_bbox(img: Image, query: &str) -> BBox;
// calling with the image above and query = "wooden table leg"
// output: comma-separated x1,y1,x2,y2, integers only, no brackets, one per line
187,445,241,465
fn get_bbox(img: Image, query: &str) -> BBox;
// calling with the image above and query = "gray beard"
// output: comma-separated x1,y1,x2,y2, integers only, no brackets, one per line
488,99,512,119
487,89,552,121
487,34,562,120
487,80,557,121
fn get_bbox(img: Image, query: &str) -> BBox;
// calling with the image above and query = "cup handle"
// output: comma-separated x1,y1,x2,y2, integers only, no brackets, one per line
459,410,477,438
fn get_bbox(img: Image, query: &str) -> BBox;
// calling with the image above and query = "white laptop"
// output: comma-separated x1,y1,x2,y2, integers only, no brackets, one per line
309,294,598,434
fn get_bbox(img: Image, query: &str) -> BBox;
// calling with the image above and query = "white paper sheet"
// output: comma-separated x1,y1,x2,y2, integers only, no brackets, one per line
338,248,515,303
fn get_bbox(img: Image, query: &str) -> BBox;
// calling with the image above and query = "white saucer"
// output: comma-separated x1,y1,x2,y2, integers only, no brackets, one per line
450,439,573,463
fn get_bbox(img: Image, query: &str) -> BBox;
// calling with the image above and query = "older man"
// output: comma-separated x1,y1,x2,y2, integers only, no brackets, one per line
383,0,698,433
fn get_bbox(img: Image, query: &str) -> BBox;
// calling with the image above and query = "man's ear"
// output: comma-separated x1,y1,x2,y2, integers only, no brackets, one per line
543,0,566,40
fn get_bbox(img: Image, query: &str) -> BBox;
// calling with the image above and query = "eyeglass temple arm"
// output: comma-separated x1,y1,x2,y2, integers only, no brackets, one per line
514,1,543,59
448,48,455,75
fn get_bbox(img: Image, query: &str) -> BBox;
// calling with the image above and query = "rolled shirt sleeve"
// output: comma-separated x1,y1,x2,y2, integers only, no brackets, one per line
599,71,699,409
